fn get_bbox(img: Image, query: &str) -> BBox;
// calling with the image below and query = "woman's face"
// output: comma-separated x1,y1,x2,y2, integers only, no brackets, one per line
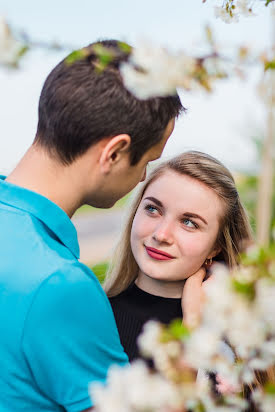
130,170,224,282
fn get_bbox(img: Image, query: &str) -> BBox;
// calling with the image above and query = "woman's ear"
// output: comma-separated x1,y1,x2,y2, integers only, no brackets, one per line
207,246,222,260
99,134,131,174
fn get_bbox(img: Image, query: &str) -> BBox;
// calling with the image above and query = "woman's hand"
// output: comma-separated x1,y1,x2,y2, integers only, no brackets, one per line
181,267,210,328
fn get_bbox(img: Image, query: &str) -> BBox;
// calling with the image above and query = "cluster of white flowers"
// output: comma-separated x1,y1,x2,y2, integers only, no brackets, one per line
90,361,181,412
91,245,275,412
185,256,275,390
212,0,258,23
120,43,198,99
137,320,182,377
120,39,231,99
0,16,23,66
119,2,274,99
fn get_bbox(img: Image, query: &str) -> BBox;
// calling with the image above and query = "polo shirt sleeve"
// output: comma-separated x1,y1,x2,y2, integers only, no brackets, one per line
21,262,129,412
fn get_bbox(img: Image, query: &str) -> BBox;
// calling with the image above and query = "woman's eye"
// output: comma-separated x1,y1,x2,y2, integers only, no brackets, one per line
144,204,158,214
182,218,197,228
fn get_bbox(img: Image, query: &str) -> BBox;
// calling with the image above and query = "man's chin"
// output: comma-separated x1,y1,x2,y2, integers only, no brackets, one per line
86,198,117,209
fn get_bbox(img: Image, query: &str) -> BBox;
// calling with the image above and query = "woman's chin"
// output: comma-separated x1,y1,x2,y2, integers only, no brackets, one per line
144,272,187,283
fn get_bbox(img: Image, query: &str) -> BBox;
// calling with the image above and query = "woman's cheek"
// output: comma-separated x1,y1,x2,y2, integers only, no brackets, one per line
131,219,148,250
133,214,155,240
178,232,209,260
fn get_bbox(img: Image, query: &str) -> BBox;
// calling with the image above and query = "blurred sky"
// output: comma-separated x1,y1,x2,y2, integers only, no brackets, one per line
0,0,272,174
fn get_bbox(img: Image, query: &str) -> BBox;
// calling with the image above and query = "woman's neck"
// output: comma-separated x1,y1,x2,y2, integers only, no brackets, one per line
135,272,185,298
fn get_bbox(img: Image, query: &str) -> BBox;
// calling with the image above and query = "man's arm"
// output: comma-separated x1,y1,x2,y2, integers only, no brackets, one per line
22,264,128,411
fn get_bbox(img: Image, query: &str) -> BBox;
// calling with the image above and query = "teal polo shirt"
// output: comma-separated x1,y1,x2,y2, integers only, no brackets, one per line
0,177,128,412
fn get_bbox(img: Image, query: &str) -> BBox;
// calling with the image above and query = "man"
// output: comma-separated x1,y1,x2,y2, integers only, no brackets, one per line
0,40,183,411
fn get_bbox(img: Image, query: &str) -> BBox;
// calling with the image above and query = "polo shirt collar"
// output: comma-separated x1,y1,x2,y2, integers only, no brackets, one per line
0,176,80,259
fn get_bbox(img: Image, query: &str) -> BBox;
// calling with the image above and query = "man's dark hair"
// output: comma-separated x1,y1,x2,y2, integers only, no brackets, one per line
34,40,184,165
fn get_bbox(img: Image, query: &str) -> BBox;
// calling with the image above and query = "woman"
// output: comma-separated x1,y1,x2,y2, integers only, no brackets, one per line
104,151,253,362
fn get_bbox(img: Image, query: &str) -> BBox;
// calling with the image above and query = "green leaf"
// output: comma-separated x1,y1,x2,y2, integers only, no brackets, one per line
92,44,114,62
91,44,116,72
265,382,275,395
66,49,87,64
232,279,255,300
17,45,29,58
118,41,132,54
265,59,275,71
168,319,191,340
195,400,206,412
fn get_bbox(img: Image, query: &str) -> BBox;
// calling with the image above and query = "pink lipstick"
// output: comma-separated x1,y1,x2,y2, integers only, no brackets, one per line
145,246,175,261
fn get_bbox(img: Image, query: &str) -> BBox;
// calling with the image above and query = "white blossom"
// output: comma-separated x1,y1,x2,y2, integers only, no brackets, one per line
227,302,266,358
213,0,258,23
91,361,180,412
120,42,197,99
184,326,222,369
200,392,247,412
259,341,275,364
235,0,255,17
203,264,233,333
137,320,162,358
253,389,275,412
256,279,275,331
203,264,266,359
214,6,239,23
0,16,23,66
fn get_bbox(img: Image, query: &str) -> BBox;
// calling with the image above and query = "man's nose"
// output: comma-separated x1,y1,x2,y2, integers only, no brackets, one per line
152,220,173,244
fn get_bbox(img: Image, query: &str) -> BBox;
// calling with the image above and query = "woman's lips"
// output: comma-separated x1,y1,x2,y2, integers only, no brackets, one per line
145,246,175,261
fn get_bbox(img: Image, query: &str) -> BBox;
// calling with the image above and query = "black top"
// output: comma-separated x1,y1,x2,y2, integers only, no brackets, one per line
109,282,182,362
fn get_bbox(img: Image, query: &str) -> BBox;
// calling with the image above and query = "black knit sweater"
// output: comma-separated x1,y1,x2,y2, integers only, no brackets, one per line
109,282,182,362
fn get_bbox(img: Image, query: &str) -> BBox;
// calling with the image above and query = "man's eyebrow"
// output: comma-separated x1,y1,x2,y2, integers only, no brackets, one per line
183,212,208,225
143,196,163,208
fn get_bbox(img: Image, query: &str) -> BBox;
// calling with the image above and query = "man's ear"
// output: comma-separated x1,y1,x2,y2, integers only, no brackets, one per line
99,134,131,174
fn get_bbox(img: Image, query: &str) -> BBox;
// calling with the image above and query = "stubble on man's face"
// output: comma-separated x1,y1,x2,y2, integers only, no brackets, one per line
120,117,176,198
85,118,176,209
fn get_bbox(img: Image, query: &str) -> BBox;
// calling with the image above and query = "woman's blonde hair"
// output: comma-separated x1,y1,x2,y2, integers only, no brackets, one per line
104,151,253,297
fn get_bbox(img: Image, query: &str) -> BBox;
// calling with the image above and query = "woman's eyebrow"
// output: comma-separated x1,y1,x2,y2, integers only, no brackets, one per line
143,198,208,225
182,212,208,225
143,196,163,208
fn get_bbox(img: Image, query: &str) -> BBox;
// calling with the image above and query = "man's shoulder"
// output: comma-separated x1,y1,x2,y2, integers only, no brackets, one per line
37,260,99,291
22,261,114,346
0,201,28,219
28,261,103,309
0,200,50,249
0,202,81,284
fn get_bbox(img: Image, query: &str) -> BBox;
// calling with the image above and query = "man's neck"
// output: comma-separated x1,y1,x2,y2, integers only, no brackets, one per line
6,145,85,218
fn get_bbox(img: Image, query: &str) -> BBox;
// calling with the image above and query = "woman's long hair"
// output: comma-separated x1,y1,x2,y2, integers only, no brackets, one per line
104,151,253,297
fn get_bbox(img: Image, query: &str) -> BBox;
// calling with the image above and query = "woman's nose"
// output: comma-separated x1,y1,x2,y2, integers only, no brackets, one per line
152,220,174,244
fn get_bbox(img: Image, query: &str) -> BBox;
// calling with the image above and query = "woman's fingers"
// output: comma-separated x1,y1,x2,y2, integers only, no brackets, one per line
181,267,207,328
185,267,206,285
